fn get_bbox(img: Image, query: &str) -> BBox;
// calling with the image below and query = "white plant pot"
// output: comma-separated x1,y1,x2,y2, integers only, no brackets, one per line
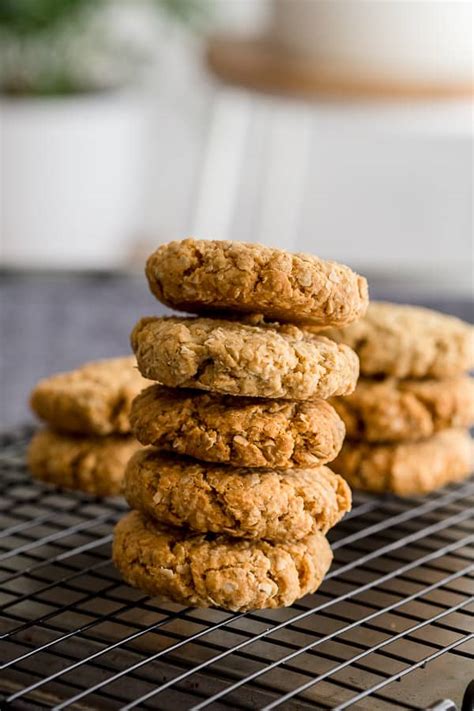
1,92,147,269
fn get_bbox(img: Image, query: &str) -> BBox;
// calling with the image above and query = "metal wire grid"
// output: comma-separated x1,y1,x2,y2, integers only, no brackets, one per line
1,427,473,710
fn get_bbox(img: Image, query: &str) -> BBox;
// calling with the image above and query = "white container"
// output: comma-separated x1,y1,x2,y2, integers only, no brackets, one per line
0,92,146,269
270,0,474,85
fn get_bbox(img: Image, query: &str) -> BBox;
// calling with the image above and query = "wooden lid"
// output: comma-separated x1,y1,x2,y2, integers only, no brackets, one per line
206,35,474,101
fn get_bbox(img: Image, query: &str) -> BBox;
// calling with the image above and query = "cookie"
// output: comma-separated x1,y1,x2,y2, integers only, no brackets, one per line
113,510,333,611
123,449,351,542
30,357,148,435
145,239,368,327
320,302,474,378
333,429,473,496
332,376,474,443
27,428,141,496
131,385,345,468
131,316,359,400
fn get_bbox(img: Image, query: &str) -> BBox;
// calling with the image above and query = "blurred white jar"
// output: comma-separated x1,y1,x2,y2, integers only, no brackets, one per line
270,0,473,85
0,92,146,269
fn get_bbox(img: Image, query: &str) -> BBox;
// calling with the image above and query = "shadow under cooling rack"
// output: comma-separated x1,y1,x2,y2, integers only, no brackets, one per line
0,427,473,710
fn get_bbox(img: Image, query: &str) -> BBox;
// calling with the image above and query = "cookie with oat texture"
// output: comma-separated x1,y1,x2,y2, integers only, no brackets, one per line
30,357,148,435
28,428,141,496
113,510,333,611
145,239,368,327
333,428,473,496
131,316,359,401
131,385,345,468
332,376,474,443
123,448,351,542
320,302,474,379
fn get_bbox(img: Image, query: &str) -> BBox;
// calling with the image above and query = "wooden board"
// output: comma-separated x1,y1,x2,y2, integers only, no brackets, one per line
206,36,474,102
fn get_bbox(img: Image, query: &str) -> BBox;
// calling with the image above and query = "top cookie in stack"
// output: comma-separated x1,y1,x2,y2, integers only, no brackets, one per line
325,302,474,496
113,239,368,612
145,238,368,326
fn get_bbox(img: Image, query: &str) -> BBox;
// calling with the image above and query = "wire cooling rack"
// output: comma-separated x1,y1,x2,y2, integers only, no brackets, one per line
1,427,473,711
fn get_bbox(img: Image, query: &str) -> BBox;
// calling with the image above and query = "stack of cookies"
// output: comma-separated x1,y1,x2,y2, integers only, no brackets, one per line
326,302,474,496
113,239,369,611
28,357,147,496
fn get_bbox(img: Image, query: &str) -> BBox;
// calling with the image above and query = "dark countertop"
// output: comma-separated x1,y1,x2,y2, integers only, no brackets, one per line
1,271,472,428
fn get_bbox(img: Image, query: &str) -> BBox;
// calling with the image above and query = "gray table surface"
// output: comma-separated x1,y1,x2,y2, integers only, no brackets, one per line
1,272,472,429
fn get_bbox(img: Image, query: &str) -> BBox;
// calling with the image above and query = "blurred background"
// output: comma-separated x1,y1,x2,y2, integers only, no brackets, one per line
1,0,473,426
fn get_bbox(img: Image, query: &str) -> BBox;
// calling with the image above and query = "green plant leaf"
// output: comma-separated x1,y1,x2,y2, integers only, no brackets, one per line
0,0,96,34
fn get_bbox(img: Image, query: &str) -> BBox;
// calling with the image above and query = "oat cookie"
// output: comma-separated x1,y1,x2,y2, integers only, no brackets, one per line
145,239,368,326
131,317,359,400
113,510,333,611
332,376,474,443
333,429,473,496
123,449,351,542
28,428,141,496
30,357,148,435
320,302,474,378
131,385,345,468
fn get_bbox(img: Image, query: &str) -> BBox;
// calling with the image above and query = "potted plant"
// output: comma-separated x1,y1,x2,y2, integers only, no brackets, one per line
0,0,205,269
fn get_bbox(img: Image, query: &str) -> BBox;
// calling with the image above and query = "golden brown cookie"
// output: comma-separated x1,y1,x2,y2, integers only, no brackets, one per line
333,429,473,496
27,428,142,496
320,302,474,378
130,385,345,468
131,316,359,400
113,510,333,611
123,449,351,542
332,376,474,443
30,357,148,435
145,239,368,326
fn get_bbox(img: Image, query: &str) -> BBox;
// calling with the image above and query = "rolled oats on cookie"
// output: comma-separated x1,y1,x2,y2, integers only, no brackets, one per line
321,301,474,378
333,428,473,496
123,449,351,541
131,385,345,468
113,510,333,611
28,428,142,496
30,356,148,435
145,239,368,327
131,316,359,400
332,376,474,443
